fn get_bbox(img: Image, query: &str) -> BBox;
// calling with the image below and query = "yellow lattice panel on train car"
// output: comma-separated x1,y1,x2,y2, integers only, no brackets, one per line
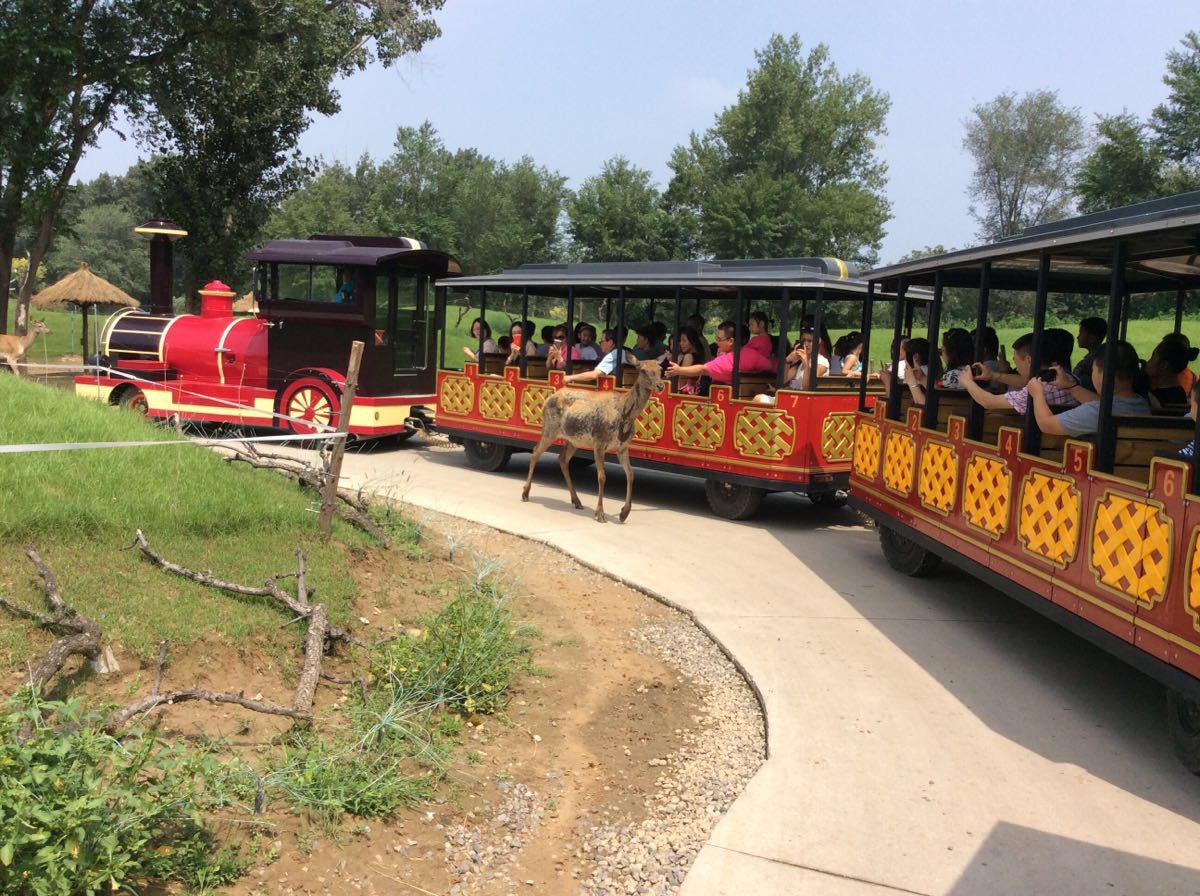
635,397,666,443
520,385,554,427
1018,471,1081,567
735,408,796,460
673,402,725,451
479,380,515,421
918,441,957,514
883,431,916,496
1090,492,1172,606
853,420,881,480
962,454,1011,537
1188,529,1200,632
822,413,856,462
439,376,474,416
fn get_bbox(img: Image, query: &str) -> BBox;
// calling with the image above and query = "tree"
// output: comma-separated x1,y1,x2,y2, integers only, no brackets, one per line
963,90,1086,240
265,156,380,241
0,0,443,333
1074,113,1165,213
665,35,891,264
1153,30,1200,191
566,157,674,262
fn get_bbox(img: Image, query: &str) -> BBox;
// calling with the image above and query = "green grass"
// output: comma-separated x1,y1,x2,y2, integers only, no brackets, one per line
4,306,90,359
0,376,365,667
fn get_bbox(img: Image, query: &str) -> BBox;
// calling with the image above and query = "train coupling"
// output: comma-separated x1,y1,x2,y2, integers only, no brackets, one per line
405,405,436,434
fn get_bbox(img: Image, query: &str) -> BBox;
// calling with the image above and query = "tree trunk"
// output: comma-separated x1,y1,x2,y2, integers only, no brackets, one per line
0,247,11,335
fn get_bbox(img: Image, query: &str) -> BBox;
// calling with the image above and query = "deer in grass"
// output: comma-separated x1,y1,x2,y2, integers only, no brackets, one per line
522,359,664,523
0,319,51,376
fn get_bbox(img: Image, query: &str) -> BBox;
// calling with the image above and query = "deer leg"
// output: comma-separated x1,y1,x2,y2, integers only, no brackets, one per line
559,443,584,509
617,446,635,522
593,445,609,523
522,430,558,502
4,355,18,377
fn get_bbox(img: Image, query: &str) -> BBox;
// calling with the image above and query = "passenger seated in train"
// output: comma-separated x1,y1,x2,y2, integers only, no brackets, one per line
746,311,776,362
632,323,670,361
905,330,973,401
535,325,556,358
545,325,572,370
1073,316,1107,382
1144,336,1197,408
506,320,538,365
1029,341,1149,436
462,318,499,361
573,324,601,361
834,331,864,376
781,329,831,391
878,335,910,392
971,326,1004,374
671,326,709,395
666,320,774,385
959,329,1079,414
562,327,633,386
900,337,932,402
1163,332,1199,392
1175,380,1200,459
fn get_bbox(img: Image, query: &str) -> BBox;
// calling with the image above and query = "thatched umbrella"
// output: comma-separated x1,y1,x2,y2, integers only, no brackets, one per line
233,291,259,314
31,263,140,362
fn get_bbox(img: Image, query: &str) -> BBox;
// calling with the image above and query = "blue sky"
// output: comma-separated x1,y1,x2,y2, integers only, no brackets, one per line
77,0,1196,265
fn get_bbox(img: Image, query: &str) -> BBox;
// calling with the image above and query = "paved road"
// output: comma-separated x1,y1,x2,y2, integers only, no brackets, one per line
324,437,1200,895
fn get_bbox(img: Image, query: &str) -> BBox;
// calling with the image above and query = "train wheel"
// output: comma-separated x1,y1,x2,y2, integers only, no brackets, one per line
704,479,765,520
119,387,149,417
1167,689,1200,774
280,377,341,435
879,525,942,577
463,439,512,472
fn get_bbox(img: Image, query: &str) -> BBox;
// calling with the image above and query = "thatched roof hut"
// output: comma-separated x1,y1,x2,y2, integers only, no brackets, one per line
32,263,140,361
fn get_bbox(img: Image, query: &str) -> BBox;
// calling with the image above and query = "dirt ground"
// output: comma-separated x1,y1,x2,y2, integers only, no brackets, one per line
7,511,705,895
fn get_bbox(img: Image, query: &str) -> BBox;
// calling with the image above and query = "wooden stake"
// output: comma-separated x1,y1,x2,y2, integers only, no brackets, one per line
319,341,363,537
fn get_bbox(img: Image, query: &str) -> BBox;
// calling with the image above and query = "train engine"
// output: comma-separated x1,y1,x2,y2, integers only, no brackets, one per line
75,232,462,437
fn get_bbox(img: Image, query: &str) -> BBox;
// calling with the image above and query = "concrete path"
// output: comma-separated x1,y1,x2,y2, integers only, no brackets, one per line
322,438,1200,895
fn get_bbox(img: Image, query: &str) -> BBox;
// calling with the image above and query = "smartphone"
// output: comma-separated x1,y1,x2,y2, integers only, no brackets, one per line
1038,369,1058,382
971,363,984,376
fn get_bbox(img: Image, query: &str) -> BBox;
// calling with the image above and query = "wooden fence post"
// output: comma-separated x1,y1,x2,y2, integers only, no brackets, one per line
319,341,364,537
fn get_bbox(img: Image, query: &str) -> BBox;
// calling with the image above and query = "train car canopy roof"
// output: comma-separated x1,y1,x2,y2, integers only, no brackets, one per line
866,191,1200,295
248,235,462,277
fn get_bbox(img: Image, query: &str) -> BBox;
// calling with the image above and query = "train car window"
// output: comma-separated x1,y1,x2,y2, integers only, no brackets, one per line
393,271,428,372
272,264,344,304
374,273,393,346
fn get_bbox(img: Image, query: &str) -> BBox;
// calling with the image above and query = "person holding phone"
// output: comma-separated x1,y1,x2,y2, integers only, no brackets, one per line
960,329,1079,414
1028,341,1149,436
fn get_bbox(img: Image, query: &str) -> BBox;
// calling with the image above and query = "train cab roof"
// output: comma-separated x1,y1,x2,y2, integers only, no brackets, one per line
438,257,926,301
867,191,1200,295
248,235,462,277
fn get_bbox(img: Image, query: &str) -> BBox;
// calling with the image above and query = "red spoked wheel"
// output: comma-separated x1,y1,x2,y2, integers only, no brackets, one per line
279,376,341,435
119,386,149,417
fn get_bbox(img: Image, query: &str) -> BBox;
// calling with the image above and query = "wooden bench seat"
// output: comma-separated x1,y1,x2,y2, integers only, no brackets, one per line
480,352,508,374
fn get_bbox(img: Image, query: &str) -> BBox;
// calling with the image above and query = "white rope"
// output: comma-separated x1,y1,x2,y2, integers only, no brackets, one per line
0,431,342,455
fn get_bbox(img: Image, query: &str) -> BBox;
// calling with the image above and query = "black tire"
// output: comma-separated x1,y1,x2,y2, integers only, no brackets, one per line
1167,689,1200,774
810,490,849,508
879,525,942,577
463,439,512,472
704,479,765,520
118,387,149,417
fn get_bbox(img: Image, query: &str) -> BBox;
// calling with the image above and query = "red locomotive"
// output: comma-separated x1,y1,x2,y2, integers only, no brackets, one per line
76,231,462,437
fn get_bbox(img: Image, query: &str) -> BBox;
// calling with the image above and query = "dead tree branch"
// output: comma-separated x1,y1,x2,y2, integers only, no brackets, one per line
104,689,309,734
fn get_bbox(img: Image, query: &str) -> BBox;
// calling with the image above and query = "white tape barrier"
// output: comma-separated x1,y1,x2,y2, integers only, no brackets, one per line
0,431,343,455
21,362,339,433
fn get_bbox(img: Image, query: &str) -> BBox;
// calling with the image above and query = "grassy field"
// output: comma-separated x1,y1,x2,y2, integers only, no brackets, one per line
0,376,366,667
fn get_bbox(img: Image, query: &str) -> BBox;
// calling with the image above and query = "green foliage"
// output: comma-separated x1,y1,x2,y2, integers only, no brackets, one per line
1075,114,1167,214
0,697,245,894
566,156,676,262
1153,30,1200,189
43,203,151,302
963,90,1087,240
665,34,891,265
371,584,535,716
265,156,381,241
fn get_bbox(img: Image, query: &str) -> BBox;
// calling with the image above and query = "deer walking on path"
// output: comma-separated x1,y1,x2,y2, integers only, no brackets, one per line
522,360,663,523
0,319,51,376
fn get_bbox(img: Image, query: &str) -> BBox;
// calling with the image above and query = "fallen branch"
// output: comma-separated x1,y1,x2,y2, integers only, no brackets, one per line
104,689,309,734
219,442,392,546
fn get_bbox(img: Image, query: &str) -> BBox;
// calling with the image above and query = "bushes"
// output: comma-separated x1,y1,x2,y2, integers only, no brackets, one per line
0,698,244,895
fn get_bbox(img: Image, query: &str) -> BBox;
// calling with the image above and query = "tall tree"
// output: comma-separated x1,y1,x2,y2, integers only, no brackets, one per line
666,35,891,264
1074,113,1165,214
567,157,674,262
1152,30,1200,191
0,0,442,333
265,156,380,241
963,90,1087,240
